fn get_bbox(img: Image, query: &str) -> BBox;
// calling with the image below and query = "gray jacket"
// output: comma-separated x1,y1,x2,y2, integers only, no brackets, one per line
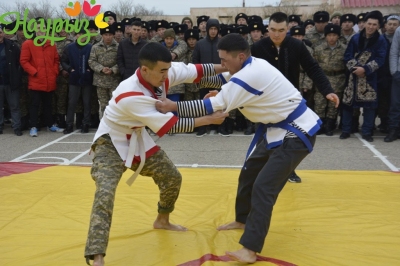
390,27,400,75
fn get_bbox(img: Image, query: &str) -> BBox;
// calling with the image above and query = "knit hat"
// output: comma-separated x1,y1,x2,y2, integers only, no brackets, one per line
163,28,175,39
331,11,343,21
181,16,193,26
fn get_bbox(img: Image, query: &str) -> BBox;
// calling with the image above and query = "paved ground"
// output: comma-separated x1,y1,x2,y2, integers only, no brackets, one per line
1,125,399,172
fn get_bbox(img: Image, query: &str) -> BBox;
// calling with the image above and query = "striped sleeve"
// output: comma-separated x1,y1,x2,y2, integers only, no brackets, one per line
168,118,195,133
202,63,215,77
200,75,224,89
177,100,208,118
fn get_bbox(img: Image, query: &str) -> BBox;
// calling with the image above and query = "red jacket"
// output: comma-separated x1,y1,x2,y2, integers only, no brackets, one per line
20,39,59,92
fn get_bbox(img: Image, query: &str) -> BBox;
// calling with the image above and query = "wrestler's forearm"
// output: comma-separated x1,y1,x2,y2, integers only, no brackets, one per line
177,100,208,118
213,64,226,74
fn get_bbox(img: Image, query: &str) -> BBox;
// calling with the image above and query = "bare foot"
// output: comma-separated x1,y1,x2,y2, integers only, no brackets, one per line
153,213,188,231
217,221,245,231
226,248,257,263
93,254,104,266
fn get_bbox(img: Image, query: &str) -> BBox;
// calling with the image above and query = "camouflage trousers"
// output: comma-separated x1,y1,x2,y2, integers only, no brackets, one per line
97,86,116,115
314,75,345,119
19,76,29,117
183,90,200,101
85,134,182,259
52,76,69,115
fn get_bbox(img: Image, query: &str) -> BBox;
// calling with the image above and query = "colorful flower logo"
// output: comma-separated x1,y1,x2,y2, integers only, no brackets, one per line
65,0,108,29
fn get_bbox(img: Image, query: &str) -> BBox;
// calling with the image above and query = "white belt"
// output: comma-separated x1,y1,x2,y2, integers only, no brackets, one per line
103,115,146,186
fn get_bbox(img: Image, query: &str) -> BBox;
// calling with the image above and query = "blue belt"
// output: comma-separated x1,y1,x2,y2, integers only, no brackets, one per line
243,99,315,169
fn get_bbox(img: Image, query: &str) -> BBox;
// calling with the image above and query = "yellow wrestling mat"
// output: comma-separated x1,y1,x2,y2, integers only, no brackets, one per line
0,163,399,266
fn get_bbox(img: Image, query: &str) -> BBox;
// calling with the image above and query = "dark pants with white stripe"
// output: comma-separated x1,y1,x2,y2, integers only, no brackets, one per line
235,135,316,253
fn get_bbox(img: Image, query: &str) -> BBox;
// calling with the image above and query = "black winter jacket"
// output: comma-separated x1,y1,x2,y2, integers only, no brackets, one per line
1,39,22,90
192,19,220,64
117,38,147,81
252,36,334,97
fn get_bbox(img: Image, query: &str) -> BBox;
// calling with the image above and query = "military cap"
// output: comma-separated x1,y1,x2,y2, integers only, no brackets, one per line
290,25,305,36
381,15,389,27
303,19,315,28
235,13,248,24
365,10,383,25
104,11,117,22
76,28,86,35
131,17,142,22
69,19,76,25
357,13,366,23
121,18,132,28
148,21,156,31
184,29,200,42
169,22,179,28
155,20,169,31
173,24,188,34
192,26,198,30
113,22,124,33
248,15,263,24
3,21,16,31
100,26,115,35
88,20,98,30
197,15,209,26
229,24,237,29
141,21,149,30
264,25,269,33
330,11,343,20
340,14,356,25
324,24,341,36
313,11,329,23
220,27,236,37
288,15,301,24
248,22,264,33
236,25,249,34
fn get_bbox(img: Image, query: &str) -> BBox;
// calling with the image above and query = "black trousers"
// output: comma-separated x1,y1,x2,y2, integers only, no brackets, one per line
235,135,316,253
66,84,92,126
29,90,54,128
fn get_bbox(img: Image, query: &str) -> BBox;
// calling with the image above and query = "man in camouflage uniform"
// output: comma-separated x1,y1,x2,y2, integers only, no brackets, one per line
54,22,74,128
339,14,357,47
314,24,347,136
141,21,150,41
89,26,120,115
121,18,132,39
113,22,124,43
248,22,263,47
10,22,29,129
305,11,330,49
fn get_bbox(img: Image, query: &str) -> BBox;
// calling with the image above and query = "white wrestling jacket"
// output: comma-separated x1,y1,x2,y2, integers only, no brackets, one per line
93,62,212,185
202,56,322,149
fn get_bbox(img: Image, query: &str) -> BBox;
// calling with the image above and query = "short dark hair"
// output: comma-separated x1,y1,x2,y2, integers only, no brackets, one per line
270,12,288,24
131,21,142,27
217,33,250,56
138,42,172,69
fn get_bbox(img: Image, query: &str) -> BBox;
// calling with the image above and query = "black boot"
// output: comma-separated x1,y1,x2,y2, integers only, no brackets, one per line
316,118,327,135
196,126,207,137
227,118,234,134
218,118,230,137
384,129,398,142
244,120,254,135
63,124,73,134
351,116,359,133
378,117,389,133
90,114,100,129
75,113,83,129
57,114,66,128
325,118,336,136
81,124,90,133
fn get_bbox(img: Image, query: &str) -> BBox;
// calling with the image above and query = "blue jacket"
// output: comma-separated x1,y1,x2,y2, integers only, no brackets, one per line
61,42,93,86
343,30,387,108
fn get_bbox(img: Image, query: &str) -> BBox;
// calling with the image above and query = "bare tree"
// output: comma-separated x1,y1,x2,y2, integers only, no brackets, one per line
28,0,55,20
0,0,31,21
